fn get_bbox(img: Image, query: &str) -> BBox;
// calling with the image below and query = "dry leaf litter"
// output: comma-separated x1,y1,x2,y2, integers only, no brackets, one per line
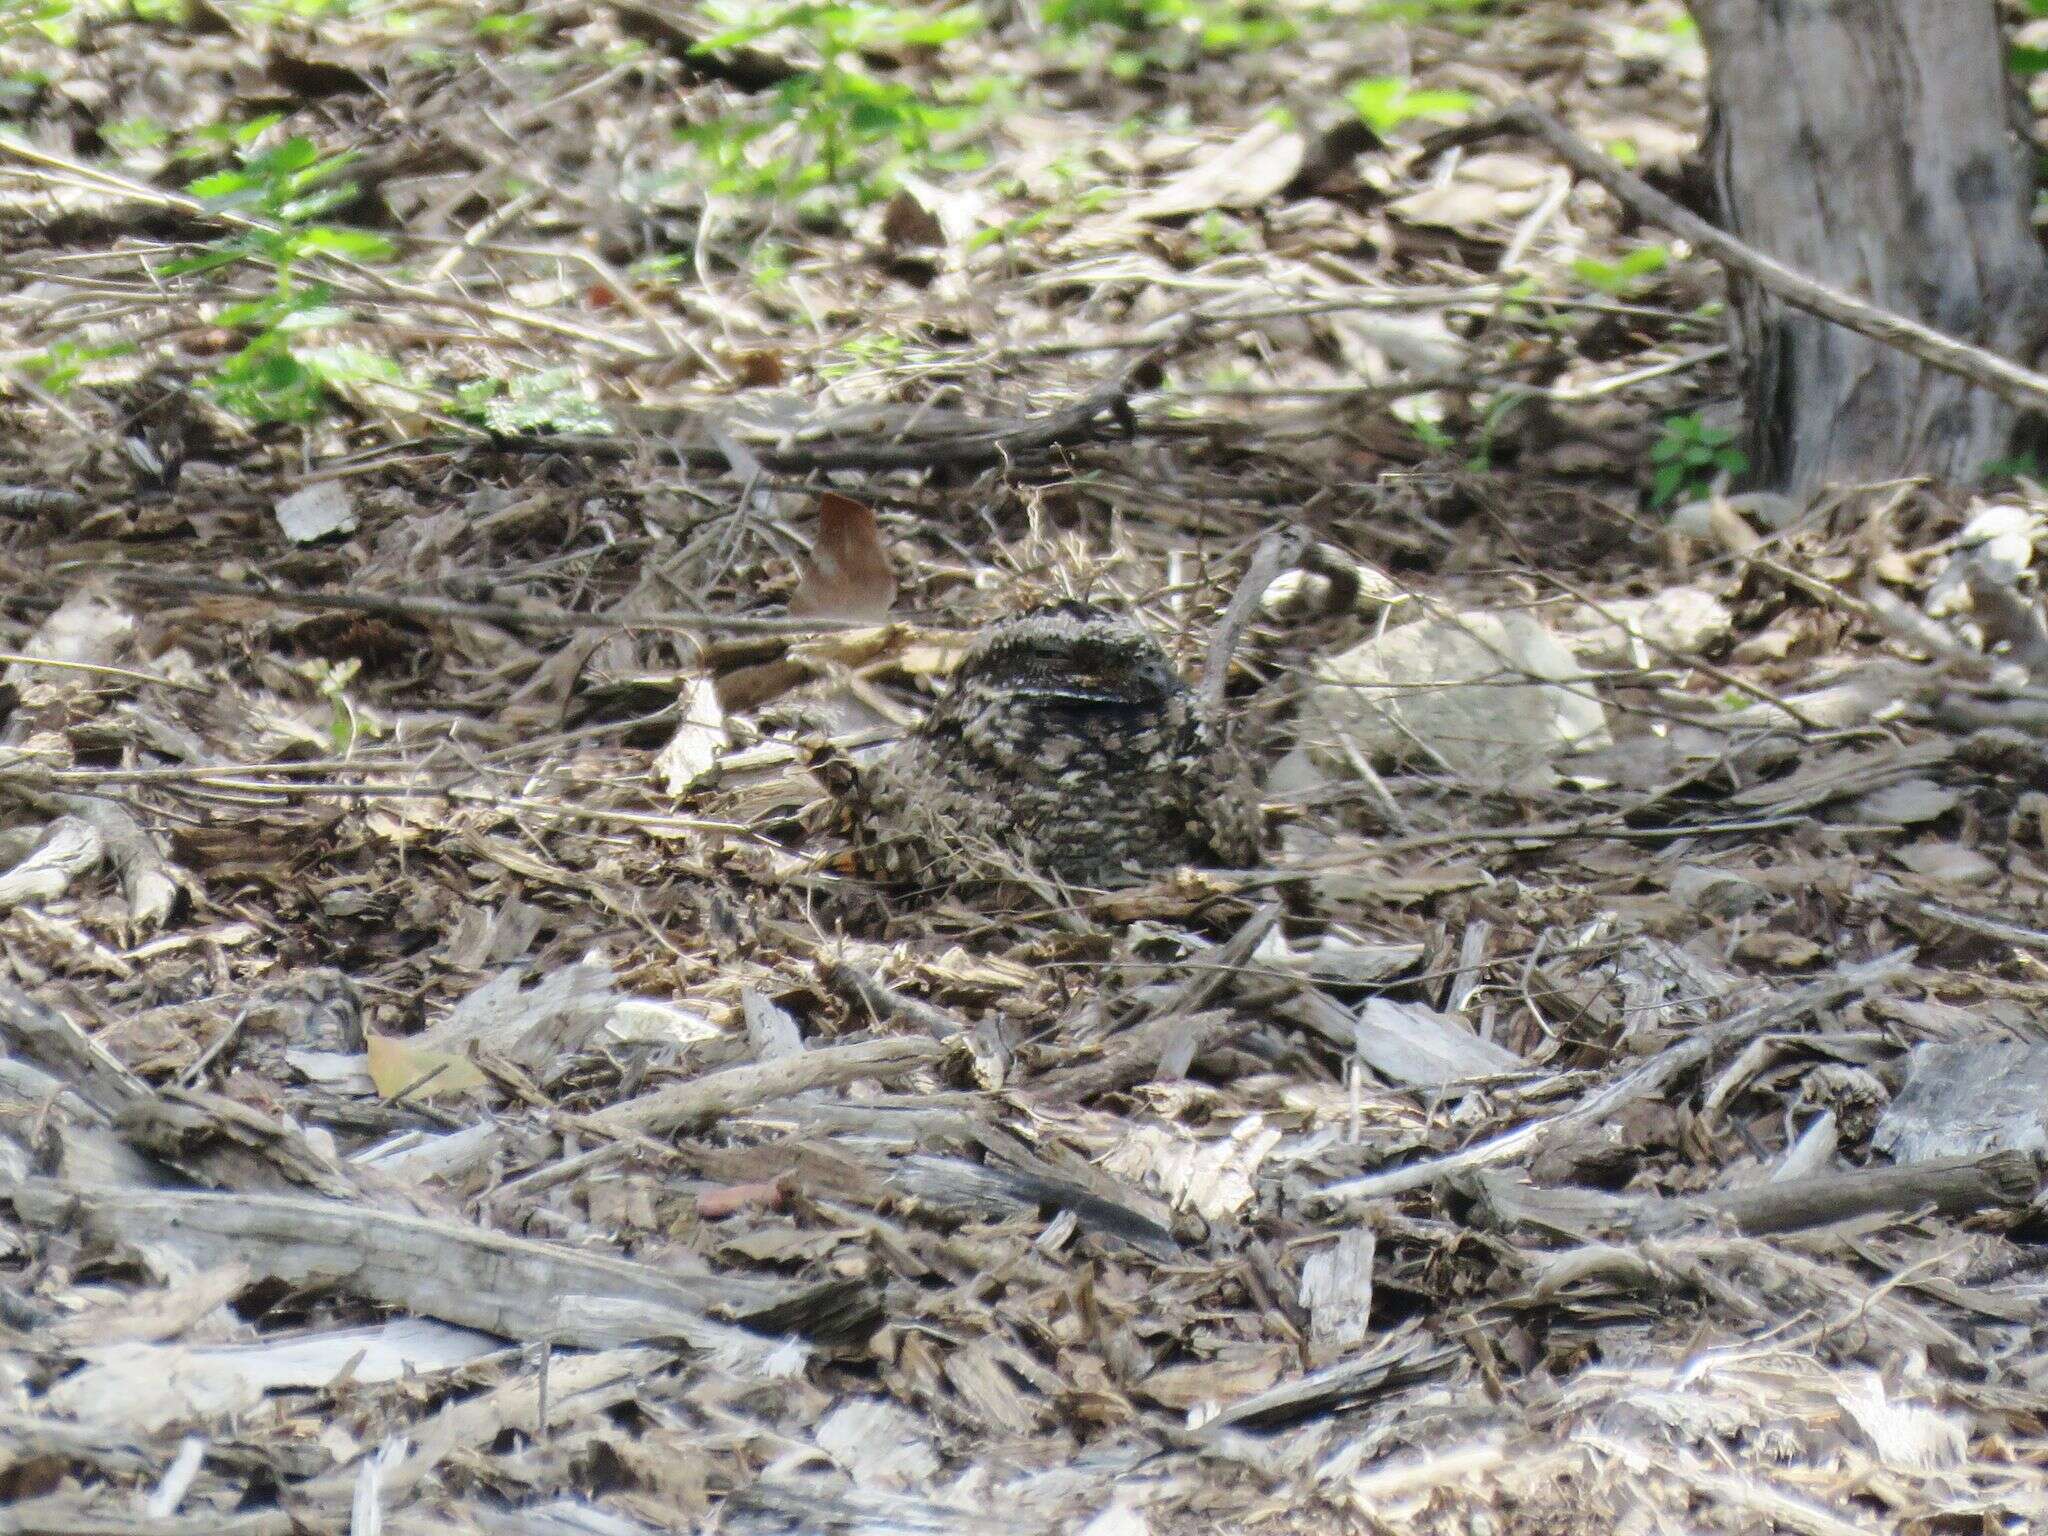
1,3,2047,1533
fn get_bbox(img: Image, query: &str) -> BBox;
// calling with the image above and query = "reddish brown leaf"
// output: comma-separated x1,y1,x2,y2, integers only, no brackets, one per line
791,492,897,622
730,349,786,388
880,189,944,250
696,1175,791,1219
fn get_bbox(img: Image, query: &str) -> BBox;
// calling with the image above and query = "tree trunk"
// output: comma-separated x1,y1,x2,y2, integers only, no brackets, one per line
1692,0,2048,495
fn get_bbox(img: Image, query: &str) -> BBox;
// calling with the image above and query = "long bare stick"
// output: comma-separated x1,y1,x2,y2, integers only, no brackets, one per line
1436,101,2048,417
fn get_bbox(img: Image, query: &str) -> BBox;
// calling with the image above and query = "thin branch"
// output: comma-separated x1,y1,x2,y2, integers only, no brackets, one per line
88,568,872,637
1435,101,2048,417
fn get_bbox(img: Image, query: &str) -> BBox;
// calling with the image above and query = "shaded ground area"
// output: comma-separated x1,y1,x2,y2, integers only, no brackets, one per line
3,2,2048,1532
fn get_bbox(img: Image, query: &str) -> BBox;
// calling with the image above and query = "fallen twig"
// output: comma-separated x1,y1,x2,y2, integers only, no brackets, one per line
588,1035,946,1136
1318,948,1915,1204
1661,1149,2036,1235
93,568,873,637
1434,101,2048,417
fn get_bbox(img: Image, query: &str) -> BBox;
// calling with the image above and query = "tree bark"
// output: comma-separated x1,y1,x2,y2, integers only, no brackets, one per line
1693,0,2048,494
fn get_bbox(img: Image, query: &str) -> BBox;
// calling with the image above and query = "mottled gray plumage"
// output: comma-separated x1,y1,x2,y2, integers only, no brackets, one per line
844,602,1260,886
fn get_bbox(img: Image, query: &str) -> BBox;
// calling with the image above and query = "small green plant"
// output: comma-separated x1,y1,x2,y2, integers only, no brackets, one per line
967,184,1115,250
19,340,137,393
1191,209,1253,257
230,0,361,23
475,7,541,41
159,131,398,424
1361,0,1494,23
1348,76,1477,137
1405,414,1454,454
1572,243,1670,296
297,655,371,753
1044,0,1298,68
1650,413,1747,505
684,2,994,213
453,368,614,436
0,0,77,46
101,117,170,155
1978,451,2042,482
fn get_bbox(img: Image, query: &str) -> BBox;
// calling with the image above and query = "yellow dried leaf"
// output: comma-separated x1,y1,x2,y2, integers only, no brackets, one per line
365,1032,490,1099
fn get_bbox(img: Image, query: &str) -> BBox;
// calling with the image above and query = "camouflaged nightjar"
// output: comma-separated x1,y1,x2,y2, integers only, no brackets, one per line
842,601,1260,886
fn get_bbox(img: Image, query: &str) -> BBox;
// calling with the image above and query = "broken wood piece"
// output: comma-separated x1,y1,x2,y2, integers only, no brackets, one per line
56,794,180,927
1352,996,1528,1088
1319,949,1914,1203
1027,1007,1244,1105
412,960,619,1080
0,815,102,911
45,1316,502,1434
589,1034,944,1136
112,1086,424,1209
1658,1149,2035,1235
0,1051,169,1189
819,959,968,1039
1468,1151,2034,1242
1299,1230,1376,1359
890,1153,1179,1259
1875,1039,2048,1163
0,982,150,1113
3,1180,860,1350
1197,1321,1459,1431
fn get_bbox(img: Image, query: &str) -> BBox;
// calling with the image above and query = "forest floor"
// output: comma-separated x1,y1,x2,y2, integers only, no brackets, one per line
3,1,2048,1532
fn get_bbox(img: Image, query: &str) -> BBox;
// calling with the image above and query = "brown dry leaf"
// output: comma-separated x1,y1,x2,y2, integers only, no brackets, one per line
880,189,945,249
896,632,977,678
1732,931,1823,968
365,1032,490,1099
791,493,898,622
1670,493,1764,556
1136,1345,1291,1410
1124,117,1305,220
912,946,1038,995
1892,841,1999,885
1856,778,1961,826
697,1176,791,1219
729,349,786,388
1386,154,1555,232
786,626,902,670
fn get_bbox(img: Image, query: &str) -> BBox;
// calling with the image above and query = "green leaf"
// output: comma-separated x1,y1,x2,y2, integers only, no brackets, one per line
186,167,257,199
274,304,351,332
1572,243,1669,295
1349,76,1477,136
471,367,614,436
302,343,402,385
102,118,168,154
159,245,250,278
276,182,364,223
893,8,981,45
232,113,284,146
259,136,321,175
1979,451,2041,481
294,225,396,260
